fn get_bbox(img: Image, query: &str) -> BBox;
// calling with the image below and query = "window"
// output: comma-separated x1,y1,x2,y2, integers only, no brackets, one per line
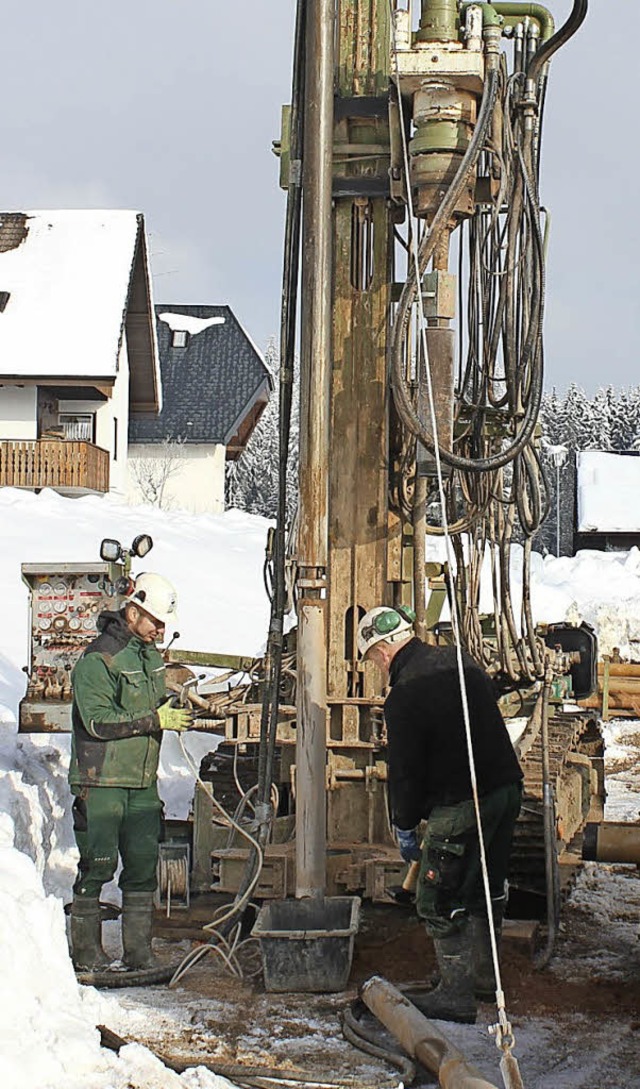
172,329,189,348
59,413,95,442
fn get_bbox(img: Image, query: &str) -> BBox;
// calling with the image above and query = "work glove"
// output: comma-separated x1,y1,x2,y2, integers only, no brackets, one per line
157,700,193,732
394,826,422,864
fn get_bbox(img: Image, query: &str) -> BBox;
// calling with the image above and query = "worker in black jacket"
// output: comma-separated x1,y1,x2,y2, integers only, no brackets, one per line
357,606,523,1023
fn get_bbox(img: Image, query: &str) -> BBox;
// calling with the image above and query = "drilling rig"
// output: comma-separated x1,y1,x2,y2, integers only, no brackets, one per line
187,0,604,927
17,0,604,936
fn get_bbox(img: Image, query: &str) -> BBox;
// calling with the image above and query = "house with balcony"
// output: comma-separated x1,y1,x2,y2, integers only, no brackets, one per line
0,210,160,497
127,304,272,514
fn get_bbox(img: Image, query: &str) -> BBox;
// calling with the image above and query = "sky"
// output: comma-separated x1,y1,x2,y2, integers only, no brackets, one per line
0,486,639,1088
1,3,637,390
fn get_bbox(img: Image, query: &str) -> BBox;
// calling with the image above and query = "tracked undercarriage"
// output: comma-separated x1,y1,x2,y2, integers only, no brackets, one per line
510,709,605,910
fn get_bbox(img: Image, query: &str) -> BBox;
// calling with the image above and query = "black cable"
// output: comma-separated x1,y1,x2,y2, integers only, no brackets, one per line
256,0,305,821
77,962,181,989
341,1002,417,1084
527,0,588,85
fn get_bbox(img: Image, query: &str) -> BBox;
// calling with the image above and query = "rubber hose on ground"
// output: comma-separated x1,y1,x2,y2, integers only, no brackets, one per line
76,961,182,989
341,1001,417,1084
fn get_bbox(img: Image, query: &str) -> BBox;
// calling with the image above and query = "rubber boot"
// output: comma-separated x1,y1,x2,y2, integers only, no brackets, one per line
70,896,109,972
121,891,155,969
410,927,477,1024
471,900,505,1001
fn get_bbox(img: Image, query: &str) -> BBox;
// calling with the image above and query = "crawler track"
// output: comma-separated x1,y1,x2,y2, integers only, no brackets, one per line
509,710,605,907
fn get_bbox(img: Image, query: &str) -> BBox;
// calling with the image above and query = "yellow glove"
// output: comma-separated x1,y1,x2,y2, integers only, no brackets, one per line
157,700,193,732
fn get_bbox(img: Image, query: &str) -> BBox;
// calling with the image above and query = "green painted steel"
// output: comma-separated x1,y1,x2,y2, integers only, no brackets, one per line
167,649,256,672
460,2,555,41
416,0,460,42
410,120,471,154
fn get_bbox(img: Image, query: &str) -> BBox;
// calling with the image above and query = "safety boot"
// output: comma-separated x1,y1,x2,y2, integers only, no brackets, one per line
121,890,156,969
410,927,477,1024
470,898,506,1000
70,896,109,972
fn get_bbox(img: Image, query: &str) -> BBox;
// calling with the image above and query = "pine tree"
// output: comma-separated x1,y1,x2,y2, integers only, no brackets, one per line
537,384,640,555
608,386,640,451
225,340,300,522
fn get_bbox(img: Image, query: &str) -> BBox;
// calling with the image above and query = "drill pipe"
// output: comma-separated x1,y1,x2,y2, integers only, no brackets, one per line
361,976,499,1089
582,821,640,865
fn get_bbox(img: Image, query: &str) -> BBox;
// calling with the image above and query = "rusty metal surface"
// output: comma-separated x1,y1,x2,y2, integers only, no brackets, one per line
361,975,500,1089
583,821,640,865
511,711,605,901
296,601,329,897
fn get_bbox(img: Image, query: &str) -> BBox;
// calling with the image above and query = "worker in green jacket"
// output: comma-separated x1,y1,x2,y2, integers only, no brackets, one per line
68,572,192,973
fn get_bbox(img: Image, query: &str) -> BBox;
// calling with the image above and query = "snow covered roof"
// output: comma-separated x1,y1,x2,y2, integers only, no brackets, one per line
577,450,640,533
0,210,160,413
128,304,273,448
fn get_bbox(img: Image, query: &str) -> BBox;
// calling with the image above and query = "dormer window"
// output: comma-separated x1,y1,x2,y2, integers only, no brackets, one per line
172,329,189,349
0,291,10,312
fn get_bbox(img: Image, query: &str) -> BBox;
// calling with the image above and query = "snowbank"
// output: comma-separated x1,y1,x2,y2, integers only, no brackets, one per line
0,809,237,1089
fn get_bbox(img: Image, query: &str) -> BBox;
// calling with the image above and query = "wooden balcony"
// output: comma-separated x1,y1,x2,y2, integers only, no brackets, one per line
0,440,109,494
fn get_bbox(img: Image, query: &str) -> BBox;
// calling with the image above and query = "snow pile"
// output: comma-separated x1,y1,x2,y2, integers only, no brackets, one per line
0,731,76,898
158,311,225,336
425,534,640,661
554,547,640,660
0,805,241,1089
0,816,113,1089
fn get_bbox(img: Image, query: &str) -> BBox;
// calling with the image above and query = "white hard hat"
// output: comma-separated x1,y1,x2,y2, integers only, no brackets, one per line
357,605,415,657
125,572,179,626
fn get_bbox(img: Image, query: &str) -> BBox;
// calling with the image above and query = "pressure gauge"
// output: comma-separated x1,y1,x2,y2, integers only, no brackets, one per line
39,582,52,596
39,618,52,631
68,617,81,631
54,582,67,596
53,617,66,631
82,618,94,631
53,601,66,614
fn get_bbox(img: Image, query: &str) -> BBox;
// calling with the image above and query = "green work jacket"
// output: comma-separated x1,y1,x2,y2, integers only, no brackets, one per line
69,610,166,790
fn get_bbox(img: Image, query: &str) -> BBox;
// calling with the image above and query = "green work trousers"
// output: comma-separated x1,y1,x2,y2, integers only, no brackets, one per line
72,783,162,899
416,781,523,938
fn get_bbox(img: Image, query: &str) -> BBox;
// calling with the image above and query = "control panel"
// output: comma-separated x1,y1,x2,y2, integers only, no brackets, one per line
20,562,120,732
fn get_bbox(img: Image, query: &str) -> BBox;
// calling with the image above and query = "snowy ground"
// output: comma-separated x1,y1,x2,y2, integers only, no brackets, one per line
0,488,639,1089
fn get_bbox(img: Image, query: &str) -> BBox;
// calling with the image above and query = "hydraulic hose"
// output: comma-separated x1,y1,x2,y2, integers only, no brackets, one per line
527,0,588,84
256,0,306,825
390,59,511,472
77,962,181,989
341,1002,417,1084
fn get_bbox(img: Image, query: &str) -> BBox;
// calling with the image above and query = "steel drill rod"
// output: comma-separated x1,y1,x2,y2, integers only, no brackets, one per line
296,0,335,898
361,976,500,1089
582,821,640,864
298,0,333,570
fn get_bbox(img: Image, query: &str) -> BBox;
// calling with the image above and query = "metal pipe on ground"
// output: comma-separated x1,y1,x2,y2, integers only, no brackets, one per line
582,822,640,865
361,975,500,1089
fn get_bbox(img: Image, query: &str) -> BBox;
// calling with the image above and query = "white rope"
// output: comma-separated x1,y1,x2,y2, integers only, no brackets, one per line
168,735,265,987
387,2,518,1064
